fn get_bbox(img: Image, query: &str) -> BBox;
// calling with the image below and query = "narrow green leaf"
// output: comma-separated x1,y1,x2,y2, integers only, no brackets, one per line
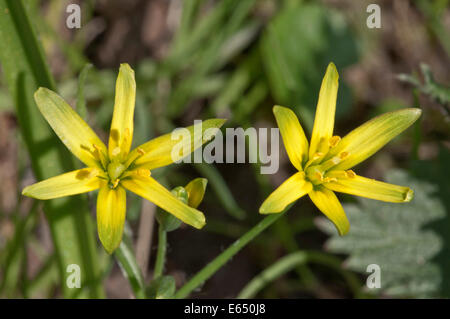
0,0,103,298
115,241,146,299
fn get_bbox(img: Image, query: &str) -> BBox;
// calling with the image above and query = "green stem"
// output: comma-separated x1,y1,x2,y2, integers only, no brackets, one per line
115,242,146,299
174,211,287,298
237,250,364,299
237,251,308,299
153,224,167,279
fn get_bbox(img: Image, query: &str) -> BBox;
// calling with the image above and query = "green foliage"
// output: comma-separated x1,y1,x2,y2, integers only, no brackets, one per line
260,3,359,131
147,276,176,299
398,63,450,108
411,147,450,297
0,0,103,298
317,170,446,297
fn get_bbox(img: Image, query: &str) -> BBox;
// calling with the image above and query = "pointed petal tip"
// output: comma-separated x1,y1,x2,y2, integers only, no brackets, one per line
119,63,134,73
404,188,414,202
411,108,422,118
326,62,339,80
259,203,282,215
192,214,206,229
338,223,350,236
273,105,289,114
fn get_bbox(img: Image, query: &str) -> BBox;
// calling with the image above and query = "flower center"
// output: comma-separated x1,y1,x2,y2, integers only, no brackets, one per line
107,162,126,188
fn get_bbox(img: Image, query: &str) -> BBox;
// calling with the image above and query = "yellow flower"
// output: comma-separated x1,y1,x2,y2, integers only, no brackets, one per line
22,64,225,253
259,62,421,235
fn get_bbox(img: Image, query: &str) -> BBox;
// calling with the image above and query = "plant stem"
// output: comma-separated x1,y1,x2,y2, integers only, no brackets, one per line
237,251,308,299
153,224,167,279
174,210,287,298
115,241,146,299
237,250,364,299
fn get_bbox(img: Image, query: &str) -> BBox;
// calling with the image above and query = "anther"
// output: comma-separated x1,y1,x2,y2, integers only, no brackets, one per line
346,170,356,178
112,147,121,157
329,136,341,148
312,152,324,161
339,152,349,159
137,148,146,156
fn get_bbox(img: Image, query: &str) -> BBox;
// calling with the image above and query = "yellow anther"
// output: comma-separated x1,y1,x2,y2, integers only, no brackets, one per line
339,151,349,159
112,179,120,188
346,170,356,178
329,136,341,148
137,148,146,156
112,147,121,157
312,152,324,160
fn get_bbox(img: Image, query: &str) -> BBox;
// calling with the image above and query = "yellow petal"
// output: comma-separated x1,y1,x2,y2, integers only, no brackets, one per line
97,184,127,254
185,178,208,208
326,108,422,171
309,62,339,159
121,175,206,229
325,173,413,203
259,172,313,214
22,168,102,200
273,106,309,170
308,186,349,235
108,63,136,161
34,88,108,168
126,119,226,170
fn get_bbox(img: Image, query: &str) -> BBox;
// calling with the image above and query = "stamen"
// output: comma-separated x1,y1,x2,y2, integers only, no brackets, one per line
112,147,121,157
323,177,337,183
314,172,323,181
346,170,356,178
312,152,324,161
324,170,347,179
304,152,324,169
329,136,341,148
137,148,146,156
339,152,349,159
320,156,341,171
112,179,120,188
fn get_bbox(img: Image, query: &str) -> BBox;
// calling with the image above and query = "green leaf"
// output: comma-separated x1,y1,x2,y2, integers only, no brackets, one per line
0,0,103,298
397,63,450,108
260,3,358,131
114,241,146,299
317,169,446,298
76,63,93,120
411,147,450,297
147,276,176,299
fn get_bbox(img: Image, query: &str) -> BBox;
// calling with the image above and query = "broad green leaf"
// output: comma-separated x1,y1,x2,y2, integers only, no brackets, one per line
147,276,176,299
317,170,446,298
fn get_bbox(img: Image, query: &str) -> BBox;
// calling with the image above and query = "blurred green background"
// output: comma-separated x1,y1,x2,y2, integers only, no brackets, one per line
0,0,449,298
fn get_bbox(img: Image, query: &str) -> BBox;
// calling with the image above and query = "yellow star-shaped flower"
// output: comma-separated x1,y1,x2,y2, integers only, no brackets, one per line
22,64,225,253
259,62,421,235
